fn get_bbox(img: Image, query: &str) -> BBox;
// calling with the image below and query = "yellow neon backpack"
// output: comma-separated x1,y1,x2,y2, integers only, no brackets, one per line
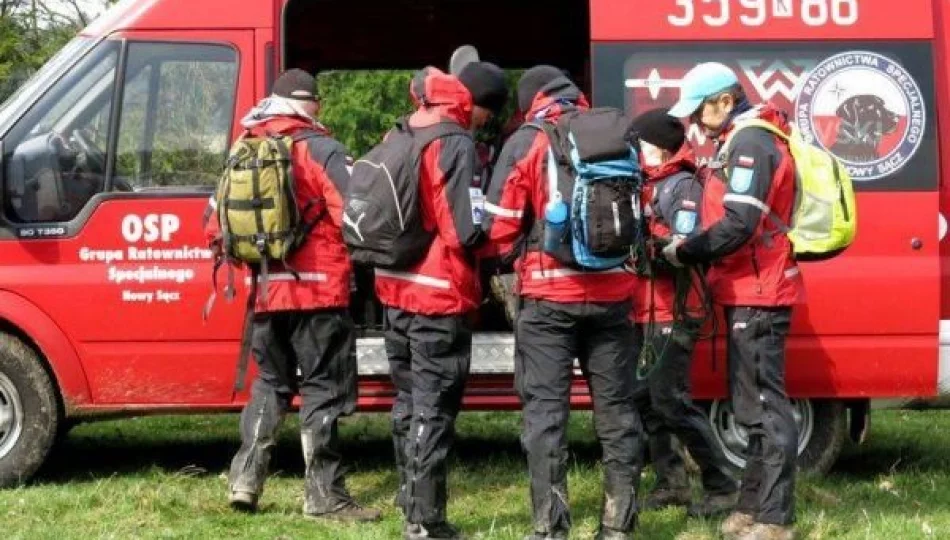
724,119,857,261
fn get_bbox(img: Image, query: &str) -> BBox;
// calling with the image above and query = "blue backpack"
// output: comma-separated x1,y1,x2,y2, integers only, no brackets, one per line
532,107,644,270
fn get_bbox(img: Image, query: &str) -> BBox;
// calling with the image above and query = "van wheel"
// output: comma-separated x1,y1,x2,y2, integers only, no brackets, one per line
0,332,59,488
707,399,846,476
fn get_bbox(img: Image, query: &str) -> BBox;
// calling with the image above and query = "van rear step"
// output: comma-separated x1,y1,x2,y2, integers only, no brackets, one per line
355,332,516,375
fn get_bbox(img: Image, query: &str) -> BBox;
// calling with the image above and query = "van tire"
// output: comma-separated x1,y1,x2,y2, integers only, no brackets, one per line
796,400,848,475
0,332,59,488
705,398,847,476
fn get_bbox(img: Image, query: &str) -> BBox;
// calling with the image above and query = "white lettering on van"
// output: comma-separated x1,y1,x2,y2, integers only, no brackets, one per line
121,214,181,243
122,290,154,303
79,247,124,264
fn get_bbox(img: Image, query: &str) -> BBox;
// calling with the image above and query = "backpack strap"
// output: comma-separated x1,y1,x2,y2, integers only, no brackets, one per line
410,119,471,153
233,269,258,395
284,127,331,261
720,120,794,240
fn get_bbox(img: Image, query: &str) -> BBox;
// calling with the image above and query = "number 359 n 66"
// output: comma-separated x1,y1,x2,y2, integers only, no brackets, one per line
669,0,859,27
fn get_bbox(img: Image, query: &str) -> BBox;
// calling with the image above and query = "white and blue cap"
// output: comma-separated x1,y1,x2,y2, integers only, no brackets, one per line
668,62,740,118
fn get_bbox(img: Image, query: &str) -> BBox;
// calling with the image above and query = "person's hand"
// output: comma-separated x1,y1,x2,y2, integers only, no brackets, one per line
662,236,685,268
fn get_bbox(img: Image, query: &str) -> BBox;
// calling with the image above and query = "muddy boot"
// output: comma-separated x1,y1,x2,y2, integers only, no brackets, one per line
306,498,382,523
523,532,568,540
642,485,692,511
594,527,630,540
528,485,572,540
599,467,638,535
227,386,285,512
644,437,692,510
720,511,756,540
687,490,738,518
738,523,795,540
404,521,464,539
301,428,381,523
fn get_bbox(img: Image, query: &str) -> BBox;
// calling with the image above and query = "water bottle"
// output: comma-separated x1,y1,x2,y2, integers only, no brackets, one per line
543,192,569,254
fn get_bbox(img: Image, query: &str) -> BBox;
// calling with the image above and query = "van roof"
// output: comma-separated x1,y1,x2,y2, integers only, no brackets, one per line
82,0,274,38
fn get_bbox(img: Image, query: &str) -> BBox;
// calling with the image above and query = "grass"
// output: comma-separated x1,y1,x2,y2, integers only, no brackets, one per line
2,409,949,539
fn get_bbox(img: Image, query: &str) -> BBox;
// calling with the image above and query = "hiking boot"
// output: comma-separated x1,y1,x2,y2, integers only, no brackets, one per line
720,511,755,539
404,521,464,540
228,490,259,513
523,532,568,540
643,486,692,511
305,498,381,523
738,523,795,540
686,491,738,518
594,526,630,540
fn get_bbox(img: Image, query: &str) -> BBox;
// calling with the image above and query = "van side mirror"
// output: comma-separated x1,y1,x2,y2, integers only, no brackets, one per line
3,140,29,215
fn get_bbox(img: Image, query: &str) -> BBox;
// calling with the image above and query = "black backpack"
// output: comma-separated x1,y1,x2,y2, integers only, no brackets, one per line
343,118,470,269
527,107,644,271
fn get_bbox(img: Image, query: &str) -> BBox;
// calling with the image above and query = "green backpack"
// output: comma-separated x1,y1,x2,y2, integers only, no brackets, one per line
723,119,857,261
216,130,323,265
208,129,326,393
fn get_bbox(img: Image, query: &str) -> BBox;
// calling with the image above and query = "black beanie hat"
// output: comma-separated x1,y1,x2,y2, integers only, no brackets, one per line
628,108,686,153
458,61,508,114
517,65,566,112
272,69,318,102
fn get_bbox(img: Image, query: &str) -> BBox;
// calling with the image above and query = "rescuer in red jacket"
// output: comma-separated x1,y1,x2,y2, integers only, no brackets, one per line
204,69,379,523
664,63,805,540
377,62,508,540
482,65,642,540
627,108,738,517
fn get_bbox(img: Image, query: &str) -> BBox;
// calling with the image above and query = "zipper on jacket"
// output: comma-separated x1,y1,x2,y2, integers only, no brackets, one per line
750,244,763,295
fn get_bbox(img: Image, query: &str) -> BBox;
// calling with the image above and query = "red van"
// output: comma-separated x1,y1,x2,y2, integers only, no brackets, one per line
0,0,944,487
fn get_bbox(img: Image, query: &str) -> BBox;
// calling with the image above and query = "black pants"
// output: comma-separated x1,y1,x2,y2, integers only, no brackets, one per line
516,299,644,535
633,322,737,495
727,306,796,525
229,309,356,511
385,308,472,525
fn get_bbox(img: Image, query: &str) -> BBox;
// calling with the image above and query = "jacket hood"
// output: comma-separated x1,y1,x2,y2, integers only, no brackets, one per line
408,67,473,130
240,95,330,134
720,102,791,140
643,143,697,183
524,76,590,122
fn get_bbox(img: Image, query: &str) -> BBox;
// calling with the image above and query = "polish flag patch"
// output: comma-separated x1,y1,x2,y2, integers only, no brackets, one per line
737,155,755,167
681,200,697,209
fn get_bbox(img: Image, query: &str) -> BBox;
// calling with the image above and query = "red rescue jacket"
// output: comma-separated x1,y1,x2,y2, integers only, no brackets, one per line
204,106,352,313
374,68,484,315
632,144,703,323
679,104,805,307
483,76,635,304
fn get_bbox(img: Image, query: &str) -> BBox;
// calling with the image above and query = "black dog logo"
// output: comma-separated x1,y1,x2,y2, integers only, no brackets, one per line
829,94,900,162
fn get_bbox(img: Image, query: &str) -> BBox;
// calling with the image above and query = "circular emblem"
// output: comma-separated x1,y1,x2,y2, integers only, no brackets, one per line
795,51,925,182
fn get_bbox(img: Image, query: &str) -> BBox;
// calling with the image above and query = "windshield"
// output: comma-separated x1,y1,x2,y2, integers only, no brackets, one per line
0,36,95,133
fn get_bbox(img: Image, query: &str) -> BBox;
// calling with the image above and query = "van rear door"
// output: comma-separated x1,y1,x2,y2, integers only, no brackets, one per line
590,0,940,399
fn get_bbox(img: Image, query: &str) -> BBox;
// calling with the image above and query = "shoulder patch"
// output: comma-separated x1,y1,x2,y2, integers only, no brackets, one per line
674,210,697,235
729,166,755,193
736,155,755,167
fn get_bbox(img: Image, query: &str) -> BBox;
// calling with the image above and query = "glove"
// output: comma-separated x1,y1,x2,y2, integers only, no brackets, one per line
661,236,685,268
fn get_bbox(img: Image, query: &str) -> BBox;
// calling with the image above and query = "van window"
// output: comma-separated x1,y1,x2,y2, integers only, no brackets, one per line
3,40,120,223
114,42,238,189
